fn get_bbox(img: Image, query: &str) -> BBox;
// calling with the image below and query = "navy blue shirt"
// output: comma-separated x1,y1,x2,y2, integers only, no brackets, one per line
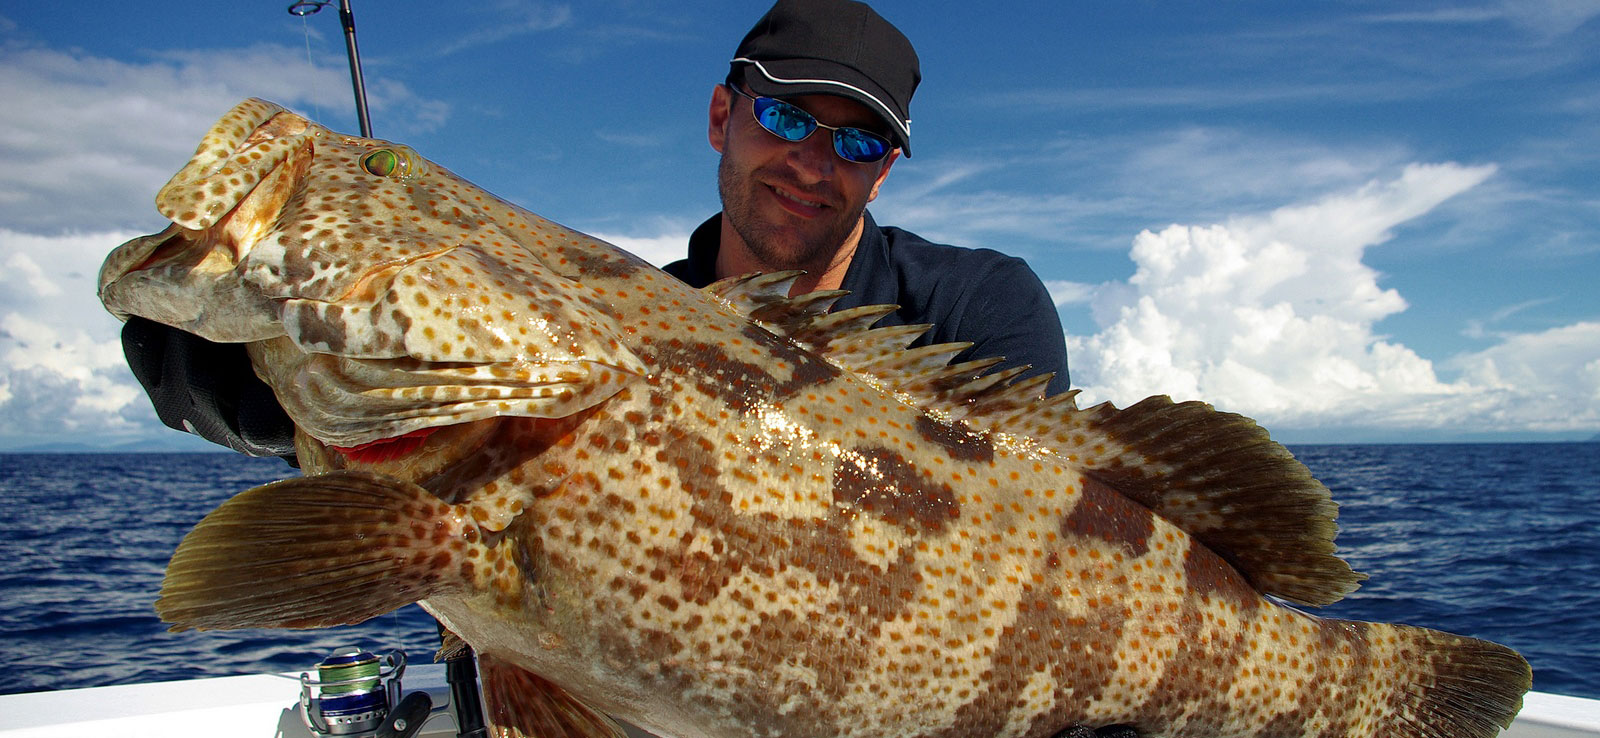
664,211,1070,394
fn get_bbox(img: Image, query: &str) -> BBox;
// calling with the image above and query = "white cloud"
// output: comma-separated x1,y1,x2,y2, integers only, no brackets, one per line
4,250,56,296
588,229,692,268
428,3,573,58
0,43,329,446
1361,1,1600,38
0,44,308,232
1463,297,1561,339
0,229,154,445
1447,322,1600,429
3,31,1592,447
1043,280,1095,307
872,127,1423,257
1066,162,1598,435
0,42,445,232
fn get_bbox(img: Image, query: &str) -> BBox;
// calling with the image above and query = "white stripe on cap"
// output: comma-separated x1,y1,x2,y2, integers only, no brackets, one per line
732,57,911,144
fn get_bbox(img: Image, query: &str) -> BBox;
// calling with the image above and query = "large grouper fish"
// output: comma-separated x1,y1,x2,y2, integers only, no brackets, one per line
98,99,1531,738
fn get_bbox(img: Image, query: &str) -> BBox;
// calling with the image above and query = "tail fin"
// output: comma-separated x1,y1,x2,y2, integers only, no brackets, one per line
157,470,464,631
1379,624,1532,738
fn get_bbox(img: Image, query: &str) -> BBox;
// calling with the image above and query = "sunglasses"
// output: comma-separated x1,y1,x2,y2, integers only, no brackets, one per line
728,86,895,164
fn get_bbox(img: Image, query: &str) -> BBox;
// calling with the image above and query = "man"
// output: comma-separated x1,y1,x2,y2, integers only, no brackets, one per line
666,0,1070,399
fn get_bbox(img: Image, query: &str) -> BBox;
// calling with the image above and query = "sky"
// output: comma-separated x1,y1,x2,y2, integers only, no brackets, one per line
1,0,1597,450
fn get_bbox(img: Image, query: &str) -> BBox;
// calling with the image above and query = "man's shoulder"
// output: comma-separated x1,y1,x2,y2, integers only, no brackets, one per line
661,257,693,283
874,224,1037,284
660,214,723,288
862,220,1069,393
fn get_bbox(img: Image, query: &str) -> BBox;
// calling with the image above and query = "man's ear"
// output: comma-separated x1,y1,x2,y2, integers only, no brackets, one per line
866,149,900,202
708,84,733,154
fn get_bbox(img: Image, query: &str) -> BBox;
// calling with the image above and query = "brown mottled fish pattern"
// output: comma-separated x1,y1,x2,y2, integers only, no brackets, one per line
100,99,1530,738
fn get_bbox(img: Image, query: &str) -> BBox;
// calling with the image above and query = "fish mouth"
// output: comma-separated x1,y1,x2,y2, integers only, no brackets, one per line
103,98,649,453
98,99,315,342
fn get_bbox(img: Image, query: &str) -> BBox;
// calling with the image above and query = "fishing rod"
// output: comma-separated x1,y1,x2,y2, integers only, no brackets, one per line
287,0,374,137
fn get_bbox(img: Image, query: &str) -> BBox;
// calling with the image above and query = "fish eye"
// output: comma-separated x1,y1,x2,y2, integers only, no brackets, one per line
361,149,401,177
358,146,426,179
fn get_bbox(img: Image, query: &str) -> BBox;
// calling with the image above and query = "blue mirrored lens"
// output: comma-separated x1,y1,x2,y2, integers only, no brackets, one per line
753,98,815,142
833,127,890,163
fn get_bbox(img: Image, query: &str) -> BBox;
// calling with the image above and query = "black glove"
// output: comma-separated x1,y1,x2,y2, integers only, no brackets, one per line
1054,727,1140,738
121,316,298,466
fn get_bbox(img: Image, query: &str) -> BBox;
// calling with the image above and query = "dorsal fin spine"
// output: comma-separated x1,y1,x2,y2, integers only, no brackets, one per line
792,305,899,349
863,343,973,387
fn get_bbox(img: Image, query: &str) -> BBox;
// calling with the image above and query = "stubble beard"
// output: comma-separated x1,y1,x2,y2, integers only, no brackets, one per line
717,153,860,275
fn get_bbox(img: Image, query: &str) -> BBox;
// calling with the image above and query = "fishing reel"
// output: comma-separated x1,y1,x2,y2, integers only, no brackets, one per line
298,647,432,738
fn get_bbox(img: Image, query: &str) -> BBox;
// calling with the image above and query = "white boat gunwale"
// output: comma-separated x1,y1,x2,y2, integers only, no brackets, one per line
0,664,1591,737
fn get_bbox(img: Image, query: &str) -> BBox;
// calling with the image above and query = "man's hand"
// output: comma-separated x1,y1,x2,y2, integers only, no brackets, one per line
121,316,298,464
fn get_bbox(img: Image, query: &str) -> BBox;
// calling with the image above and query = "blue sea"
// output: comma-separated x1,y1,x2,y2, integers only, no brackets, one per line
1,445,1596,699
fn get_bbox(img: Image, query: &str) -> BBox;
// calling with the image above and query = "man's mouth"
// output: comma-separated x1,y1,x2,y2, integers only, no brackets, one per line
767,183,828,215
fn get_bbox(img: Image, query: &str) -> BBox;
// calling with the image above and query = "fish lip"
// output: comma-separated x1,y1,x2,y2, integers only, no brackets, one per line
97,225,185,318
155,100,312,232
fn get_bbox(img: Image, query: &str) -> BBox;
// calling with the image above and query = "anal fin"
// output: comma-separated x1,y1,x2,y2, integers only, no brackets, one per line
478,653,627,738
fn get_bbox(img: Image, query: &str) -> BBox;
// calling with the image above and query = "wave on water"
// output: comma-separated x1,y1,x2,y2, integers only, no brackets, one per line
0,453,444,695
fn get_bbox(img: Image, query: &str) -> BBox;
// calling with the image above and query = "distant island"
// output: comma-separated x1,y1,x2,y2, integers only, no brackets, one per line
2,436,232,454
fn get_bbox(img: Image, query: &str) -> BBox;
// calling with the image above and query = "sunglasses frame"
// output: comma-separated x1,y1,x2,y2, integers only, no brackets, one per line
726,86,895,164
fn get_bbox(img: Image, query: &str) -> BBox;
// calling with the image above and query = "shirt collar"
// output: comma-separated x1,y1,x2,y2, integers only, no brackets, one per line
679,214,725,288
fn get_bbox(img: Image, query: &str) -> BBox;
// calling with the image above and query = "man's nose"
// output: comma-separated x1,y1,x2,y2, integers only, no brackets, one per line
785,130,835,182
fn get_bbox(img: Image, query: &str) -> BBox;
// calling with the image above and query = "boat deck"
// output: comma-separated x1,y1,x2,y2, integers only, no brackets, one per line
0,665,1592,737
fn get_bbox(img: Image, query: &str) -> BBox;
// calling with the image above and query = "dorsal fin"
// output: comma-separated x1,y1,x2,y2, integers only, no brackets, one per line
824,323,930,370
703,277,1362,606
705,277,1022,414
966,372,1056,421
893,356,1002,405
855,342,971,382
977,394,1365,606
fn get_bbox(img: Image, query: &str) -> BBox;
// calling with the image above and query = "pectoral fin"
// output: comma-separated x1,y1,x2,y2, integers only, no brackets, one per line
156,470,470,631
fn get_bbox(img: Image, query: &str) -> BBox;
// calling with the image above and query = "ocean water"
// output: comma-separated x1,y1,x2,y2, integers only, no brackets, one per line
0,445,1595,700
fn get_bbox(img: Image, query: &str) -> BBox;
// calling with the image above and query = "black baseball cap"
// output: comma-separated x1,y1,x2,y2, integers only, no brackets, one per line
729,0,920,156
